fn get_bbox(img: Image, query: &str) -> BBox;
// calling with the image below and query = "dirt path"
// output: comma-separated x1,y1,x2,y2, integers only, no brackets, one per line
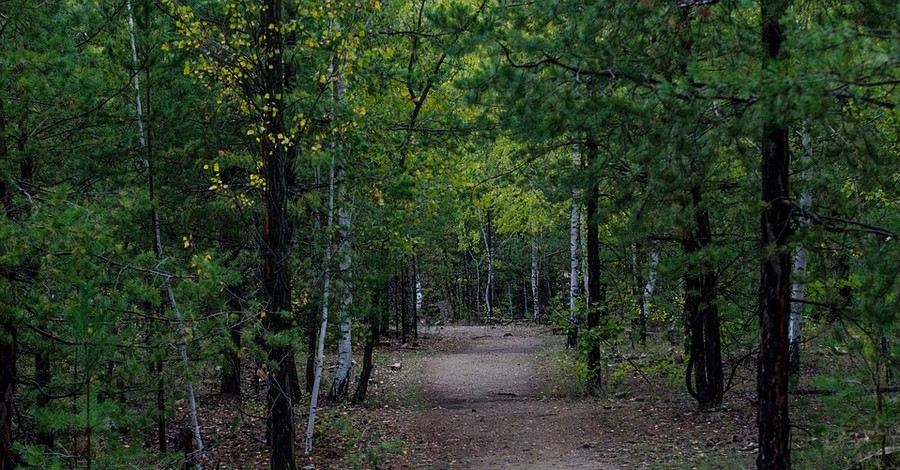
404,326,617,470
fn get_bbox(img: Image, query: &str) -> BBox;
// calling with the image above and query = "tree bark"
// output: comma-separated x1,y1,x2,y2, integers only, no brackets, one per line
0,322,15,470
414,254,423,321
220,323,242,396
682,188,723,410
568,148,581,347
259,0,296,466
640,252,658,345
400,265,410,343
758,1,792,467
330,198,353,400
306,154,335,454
410,259,418,344
483,210,494,320
788,131,812,376
531,239,540,322
353,284,383,404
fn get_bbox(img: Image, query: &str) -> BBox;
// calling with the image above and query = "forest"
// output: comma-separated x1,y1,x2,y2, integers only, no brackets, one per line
0,0,897,468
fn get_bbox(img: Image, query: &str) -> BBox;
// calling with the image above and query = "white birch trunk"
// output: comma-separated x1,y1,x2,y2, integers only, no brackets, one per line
531,239,540,322
569,150,581,322
306,157,334,454
330,198,353,398
414,255,423,318
789,246,807,363
307,20,341,449
642,252,659,326
128,1,204,459
330,26,353,398
789,130,812,373
481,221,493,319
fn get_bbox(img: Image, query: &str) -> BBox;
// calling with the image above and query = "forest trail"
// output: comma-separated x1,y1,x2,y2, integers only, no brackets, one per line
404,325,618,470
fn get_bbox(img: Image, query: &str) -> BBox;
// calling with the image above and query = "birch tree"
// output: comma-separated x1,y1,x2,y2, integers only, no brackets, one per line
330,39,354,399
126,1,205,458
788,131,812,376
568,149,581,345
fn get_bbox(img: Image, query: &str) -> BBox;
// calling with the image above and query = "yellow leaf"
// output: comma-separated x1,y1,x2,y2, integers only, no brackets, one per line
183,62,191,75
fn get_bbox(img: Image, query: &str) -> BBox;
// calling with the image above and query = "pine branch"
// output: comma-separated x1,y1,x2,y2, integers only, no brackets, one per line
781,198,897,239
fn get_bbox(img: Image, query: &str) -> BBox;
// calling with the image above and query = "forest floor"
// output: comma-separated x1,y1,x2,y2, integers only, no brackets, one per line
188,324,762,469
364,325,759,469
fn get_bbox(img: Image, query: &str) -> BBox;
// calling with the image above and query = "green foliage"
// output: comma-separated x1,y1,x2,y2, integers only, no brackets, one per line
324,414,404,470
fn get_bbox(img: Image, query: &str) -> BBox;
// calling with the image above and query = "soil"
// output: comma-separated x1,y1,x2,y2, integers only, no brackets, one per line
402,325,612,469
379,325,758,470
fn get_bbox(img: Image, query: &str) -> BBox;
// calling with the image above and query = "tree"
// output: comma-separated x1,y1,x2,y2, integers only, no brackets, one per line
757,1,792,467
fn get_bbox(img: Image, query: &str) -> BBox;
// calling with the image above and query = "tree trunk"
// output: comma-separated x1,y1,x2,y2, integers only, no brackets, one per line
758,1,792,467
155,359,166,453
682,188,723,410
789,131,812,376
34,351,53,448
414,255,423,321
305,156,334,454
585,137,603,389
259,0,296,466
220,323,242,396
640,252,658,345
483,210,494,320
410,258,419,344
531,239,540,322
127,2,206,458
400,265,410,343
330,183,353,400
353,284,383,404
306,233,318,393
568,148,581,346
0,321,15,470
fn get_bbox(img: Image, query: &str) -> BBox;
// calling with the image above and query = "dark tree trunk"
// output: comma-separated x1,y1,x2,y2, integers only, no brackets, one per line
353,285,384,404
156,360,166,452
259,1,297,467
585,137,603,390
0,321,16,470
758,1,792,467
34,351,53,448
220,323,242,396
682,188,724,410
401,266,410,344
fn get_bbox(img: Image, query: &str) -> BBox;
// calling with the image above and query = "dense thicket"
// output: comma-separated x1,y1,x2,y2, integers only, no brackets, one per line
0,0,896,468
